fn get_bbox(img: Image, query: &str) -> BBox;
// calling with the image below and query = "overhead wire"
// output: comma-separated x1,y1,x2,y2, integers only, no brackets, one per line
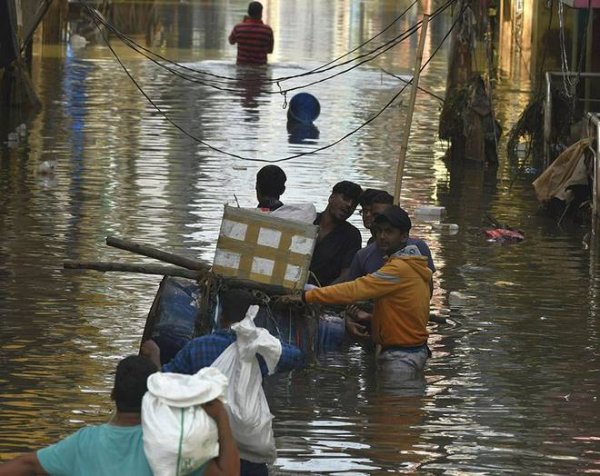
84,0,455,96
84,0,423,87
89,1,460,163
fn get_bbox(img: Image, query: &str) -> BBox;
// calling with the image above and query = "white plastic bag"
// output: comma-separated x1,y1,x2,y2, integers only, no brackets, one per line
211,305,282,463
270,203,317,223
142,367,228,476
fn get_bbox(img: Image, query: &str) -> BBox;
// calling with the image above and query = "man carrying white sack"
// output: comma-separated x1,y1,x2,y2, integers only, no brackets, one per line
142,288,305,476
0,355,239,476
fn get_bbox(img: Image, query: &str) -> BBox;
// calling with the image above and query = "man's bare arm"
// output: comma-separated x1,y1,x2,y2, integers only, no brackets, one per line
203,399,240,476
0,452,48,476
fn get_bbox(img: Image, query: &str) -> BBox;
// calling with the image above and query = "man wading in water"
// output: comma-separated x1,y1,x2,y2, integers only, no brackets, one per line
284,206,432,381
229,2,274,65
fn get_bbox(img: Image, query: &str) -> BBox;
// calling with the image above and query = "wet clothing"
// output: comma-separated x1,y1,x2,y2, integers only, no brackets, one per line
37,424,206,476
377,346,429,388
162,329,304,376
309,213,362,286
162,329,302,476
257,198,283,211
241,459,269,476
304,245,431,348
347,239,436,281
229,17,274,65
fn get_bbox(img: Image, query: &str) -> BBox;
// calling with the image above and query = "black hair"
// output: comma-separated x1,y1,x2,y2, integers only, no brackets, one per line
256,165,286,198
248,1,263,18
112,355,157,413
220,288,258,324
331,181,363,203
371,191,394,205
359,188,385,207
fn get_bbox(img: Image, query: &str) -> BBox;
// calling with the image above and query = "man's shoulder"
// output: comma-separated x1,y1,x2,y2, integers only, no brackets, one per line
192,330,235,345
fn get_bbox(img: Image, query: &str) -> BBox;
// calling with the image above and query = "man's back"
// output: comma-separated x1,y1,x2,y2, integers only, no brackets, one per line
37,424,153,476
162,329,303,376
229,18,273,65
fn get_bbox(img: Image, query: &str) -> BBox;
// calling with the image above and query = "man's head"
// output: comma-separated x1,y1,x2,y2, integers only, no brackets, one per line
373,205,411,256
247,1,263,19
359,189,391,229
111,355,157,413
326,181,363,222
370,191,394,221
256,165,286,201
220,288,258,326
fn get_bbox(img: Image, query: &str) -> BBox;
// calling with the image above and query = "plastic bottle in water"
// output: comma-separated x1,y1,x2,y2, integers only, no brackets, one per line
432,223,459,234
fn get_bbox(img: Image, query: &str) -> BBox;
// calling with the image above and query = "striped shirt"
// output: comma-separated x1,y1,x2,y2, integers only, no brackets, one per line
229,18,274,65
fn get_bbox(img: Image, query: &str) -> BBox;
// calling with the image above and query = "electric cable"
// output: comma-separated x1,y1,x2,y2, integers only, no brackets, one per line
84,0,455,95
89,3,460,163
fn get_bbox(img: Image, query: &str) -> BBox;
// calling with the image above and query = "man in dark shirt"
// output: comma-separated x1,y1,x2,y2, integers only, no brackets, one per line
309,181,363,286
256,165,286,211
229,2,274,65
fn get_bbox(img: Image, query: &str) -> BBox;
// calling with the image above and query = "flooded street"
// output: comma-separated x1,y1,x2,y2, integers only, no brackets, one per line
2,0,600,473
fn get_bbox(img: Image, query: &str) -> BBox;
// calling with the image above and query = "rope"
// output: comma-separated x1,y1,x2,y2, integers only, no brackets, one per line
176,409,185,475
83,0,455,96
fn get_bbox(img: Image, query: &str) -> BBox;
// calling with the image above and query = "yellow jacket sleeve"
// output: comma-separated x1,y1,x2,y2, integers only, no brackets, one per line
305,264,401,305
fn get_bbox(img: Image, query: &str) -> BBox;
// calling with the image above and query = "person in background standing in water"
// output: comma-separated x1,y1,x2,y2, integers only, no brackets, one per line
229,2,274,65
309,181,363,287
256,165,286,211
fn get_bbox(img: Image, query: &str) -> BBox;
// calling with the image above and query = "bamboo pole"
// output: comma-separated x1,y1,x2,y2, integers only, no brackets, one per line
63,260,291,296
64,260,203,279
394,10,430,205
106,236,209,271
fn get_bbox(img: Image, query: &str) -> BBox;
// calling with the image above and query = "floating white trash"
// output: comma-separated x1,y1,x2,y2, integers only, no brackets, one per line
432,223,459,235
415,205,446,220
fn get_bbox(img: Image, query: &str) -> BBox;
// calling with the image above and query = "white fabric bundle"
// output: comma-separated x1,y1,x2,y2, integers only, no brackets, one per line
142,367,228,476
212,305,282,463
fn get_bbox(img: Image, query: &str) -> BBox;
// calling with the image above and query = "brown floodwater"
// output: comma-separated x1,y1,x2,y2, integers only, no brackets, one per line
1,0,600,474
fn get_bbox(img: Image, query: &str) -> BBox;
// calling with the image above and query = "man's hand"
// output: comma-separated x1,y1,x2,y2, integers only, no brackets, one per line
202,398,228,422
347,305,372,323
140,339,161,369
345,316,370,339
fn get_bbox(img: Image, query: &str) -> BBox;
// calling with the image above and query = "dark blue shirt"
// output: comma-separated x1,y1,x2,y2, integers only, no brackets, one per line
346,239,436,281
162,329,304,376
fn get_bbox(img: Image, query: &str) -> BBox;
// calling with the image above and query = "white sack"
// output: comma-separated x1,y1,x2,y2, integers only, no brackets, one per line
142,367,228,476
270,203,317,223
211,305,282,463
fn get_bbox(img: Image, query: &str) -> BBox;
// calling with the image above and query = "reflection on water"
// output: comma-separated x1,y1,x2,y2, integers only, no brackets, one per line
2,0,600,473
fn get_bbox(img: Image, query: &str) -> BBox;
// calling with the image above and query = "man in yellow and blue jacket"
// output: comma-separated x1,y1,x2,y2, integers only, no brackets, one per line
293,205,432,378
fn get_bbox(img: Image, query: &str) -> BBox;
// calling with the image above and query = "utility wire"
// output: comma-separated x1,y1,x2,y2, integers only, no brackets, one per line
84,0,425,86
84,0,455,96
90,3,460,164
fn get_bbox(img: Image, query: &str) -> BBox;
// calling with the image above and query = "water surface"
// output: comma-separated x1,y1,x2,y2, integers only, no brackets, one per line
1,1,599,474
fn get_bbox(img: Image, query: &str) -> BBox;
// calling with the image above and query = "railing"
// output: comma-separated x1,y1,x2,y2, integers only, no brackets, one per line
544,72,600,169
